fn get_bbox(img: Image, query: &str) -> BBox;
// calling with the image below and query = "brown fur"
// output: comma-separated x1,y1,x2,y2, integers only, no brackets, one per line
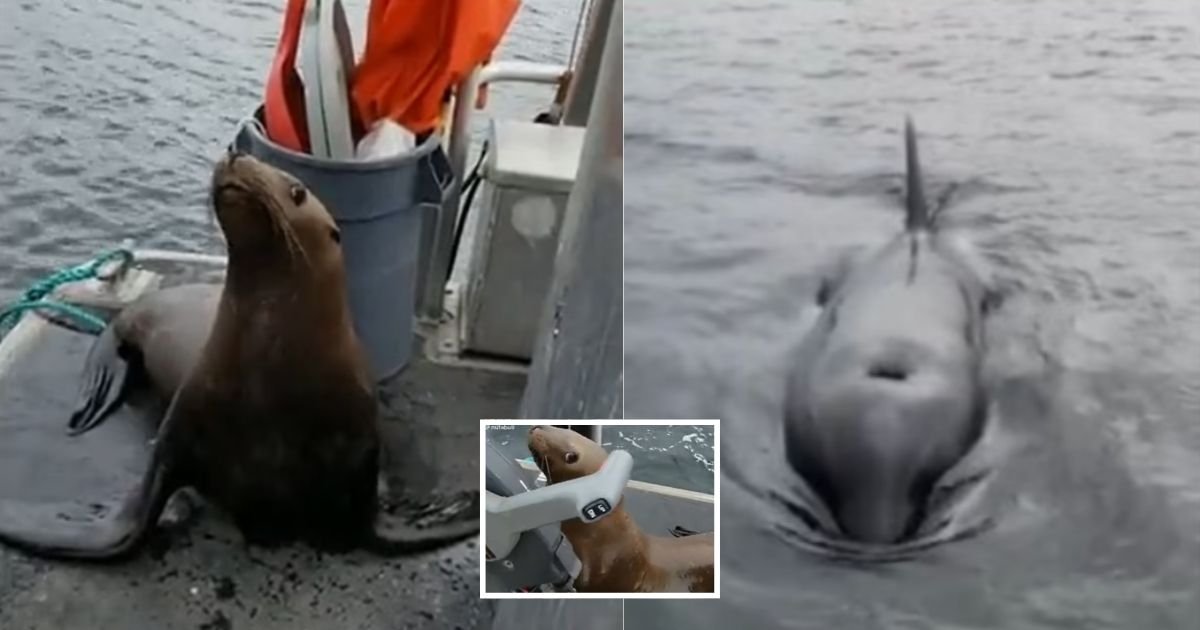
527,426,714,593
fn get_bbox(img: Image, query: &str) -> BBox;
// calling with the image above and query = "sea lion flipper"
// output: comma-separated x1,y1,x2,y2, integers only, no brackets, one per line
68,326,135,436
370,513,480,555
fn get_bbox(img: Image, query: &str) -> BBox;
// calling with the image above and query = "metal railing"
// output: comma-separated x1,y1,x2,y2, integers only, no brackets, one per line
418,0,617,322
416,60,568,321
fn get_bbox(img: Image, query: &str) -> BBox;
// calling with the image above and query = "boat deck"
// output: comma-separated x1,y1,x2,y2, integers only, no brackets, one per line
0,302,525,630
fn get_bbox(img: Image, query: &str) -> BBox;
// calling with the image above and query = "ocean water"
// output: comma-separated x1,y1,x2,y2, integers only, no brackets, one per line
0,0,576,294
625,1,1200,628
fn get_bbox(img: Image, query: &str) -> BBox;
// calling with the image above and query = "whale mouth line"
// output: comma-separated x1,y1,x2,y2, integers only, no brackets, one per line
771,514,995,564
767,464,996,563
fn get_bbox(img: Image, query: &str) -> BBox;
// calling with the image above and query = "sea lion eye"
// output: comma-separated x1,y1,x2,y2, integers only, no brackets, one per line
564,451,579,464
289,185,307,205
329,228,341,244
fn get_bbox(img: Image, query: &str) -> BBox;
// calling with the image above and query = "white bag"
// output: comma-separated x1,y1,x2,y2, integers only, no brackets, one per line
355,119,416,160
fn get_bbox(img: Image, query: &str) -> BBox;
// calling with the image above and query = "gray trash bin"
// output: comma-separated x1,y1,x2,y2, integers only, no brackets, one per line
233,107,454,380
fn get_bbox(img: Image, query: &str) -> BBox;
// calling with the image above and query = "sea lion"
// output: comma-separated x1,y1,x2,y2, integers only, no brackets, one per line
782,118,998,547
67,284,218,433
526,426,714,593
0,151,478,560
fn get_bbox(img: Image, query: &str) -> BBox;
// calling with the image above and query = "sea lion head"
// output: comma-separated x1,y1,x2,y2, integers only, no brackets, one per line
210,151,343,274
527,426,608,484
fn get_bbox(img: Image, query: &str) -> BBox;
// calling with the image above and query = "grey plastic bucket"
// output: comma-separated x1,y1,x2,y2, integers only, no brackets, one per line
232,107,454,380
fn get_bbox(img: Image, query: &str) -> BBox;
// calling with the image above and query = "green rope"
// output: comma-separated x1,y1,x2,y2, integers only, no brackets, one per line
0,249,133,338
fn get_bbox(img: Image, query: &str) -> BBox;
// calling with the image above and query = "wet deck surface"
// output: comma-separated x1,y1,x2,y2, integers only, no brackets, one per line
0,321,526,630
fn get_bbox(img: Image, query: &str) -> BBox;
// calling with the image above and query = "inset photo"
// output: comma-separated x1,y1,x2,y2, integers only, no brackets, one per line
480,421,719,598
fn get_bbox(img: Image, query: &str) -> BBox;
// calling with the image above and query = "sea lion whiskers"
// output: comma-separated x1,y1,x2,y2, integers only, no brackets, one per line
219,164,311,270
249,173,311,269
269,198,311,269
